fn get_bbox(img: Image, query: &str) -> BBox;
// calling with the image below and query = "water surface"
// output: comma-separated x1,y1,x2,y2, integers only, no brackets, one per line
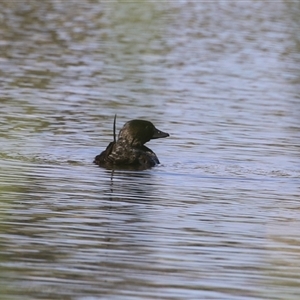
1,1,300,299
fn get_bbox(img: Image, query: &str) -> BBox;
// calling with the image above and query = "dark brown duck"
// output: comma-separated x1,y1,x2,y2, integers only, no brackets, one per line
94,116,169,170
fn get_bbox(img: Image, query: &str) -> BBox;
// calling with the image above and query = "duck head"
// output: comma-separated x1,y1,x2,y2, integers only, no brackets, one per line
118,119,169,147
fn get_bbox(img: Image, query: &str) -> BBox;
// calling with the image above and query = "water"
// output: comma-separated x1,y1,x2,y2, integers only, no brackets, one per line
0,1,300,299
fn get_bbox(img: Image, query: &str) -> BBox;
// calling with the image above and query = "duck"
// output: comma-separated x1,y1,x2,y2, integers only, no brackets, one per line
94,116,169,170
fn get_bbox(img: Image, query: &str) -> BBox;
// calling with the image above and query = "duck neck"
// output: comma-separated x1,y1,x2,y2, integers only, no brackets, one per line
117,137,143,148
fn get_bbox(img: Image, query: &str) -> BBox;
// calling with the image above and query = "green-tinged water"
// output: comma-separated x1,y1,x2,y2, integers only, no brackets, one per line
1,1,300,299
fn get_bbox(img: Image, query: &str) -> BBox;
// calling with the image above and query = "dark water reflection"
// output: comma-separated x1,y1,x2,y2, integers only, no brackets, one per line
1,1,300,299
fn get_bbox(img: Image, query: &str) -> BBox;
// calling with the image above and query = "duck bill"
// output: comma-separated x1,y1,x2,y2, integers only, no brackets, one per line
152,128,170,139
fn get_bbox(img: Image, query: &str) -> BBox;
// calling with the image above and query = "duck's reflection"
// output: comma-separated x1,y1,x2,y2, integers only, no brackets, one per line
104,168,157,202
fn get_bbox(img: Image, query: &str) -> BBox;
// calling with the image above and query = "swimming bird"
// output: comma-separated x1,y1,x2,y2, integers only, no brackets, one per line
94,116,169,170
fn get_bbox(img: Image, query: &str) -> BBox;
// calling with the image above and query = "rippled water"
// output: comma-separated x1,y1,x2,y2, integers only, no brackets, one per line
1,1,300,299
